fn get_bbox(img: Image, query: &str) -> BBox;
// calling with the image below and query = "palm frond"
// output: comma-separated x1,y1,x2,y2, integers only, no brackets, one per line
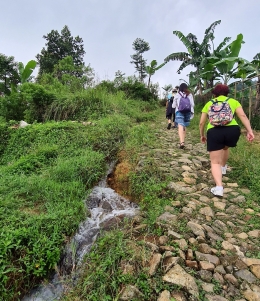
173,31,193,54
177,59,194,73
201,20,221,53
186,33,198,44
215,37,232,53
253,53,260,60
204,20,221,37
164,52,190,63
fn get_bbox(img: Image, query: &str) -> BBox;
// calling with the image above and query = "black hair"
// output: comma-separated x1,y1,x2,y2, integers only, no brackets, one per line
179,83,188,92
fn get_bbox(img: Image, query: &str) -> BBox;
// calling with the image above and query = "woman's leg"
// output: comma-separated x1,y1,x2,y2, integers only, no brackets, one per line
209,149,223,187
166,115,172,129
222,147,229,166
178,124,186,143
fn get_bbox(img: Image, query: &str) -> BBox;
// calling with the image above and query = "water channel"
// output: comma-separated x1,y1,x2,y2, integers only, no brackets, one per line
22,163,139,301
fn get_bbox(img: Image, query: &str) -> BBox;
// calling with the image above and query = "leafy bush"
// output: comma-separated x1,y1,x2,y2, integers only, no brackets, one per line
119,80,156,101
0,83,56,122
21,83,56,122
0,92,27,121
0,122,11,156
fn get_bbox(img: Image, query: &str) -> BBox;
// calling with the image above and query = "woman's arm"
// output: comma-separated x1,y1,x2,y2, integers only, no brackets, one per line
189,94,195,113
235,107,254,142
172,94,178,109
199,112,208,143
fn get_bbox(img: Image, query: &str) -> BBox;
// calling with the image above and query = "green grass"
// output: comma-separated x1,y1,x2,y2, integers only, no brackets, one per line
0,97,159,300
1,101,260,300
60,107,260,301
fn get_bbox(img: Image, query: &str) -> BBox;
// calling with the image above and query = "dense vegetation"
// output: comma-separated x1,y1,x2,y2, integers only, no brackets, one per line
0,21,260,300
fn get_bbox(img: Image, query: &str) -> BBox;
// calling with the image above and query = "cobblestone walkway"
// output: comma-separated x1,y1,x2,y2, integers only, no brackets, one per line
119,118,260,301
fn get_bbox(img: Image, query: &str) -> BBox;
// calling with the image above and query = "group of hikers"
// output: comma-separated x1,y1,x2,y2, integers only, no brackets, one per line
165,83,254,198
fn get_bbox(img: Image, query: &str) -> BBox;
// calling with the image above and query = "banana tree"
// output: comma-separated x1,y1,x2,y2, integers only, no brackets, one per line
164,20,222,94
145,60,166,88
202,34,245,84
222,54,260,116
18,60,37,83
11,60,37,92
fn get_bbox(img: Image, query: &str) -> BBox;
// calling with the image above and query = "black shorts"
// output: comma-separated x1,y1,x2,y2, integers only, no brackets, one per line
207,125,241,151
166,108,176,120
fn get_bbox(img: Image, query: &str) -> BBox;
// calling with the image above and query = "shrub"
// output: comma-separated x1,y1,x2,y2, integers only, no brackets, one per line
0,92,27,121
21,83,56,122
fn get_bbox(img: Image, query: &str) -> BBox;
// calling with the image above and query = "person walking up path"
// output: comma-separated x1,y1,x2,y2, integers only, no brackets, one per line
199,84,254,197
173,83,194,149
166,89,178,129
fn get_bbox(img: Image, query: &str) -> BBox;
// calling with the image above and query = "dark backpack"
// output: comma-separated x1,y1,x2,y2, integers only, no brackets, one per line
208,97,233,126
178,92,191,113
169,96,174,104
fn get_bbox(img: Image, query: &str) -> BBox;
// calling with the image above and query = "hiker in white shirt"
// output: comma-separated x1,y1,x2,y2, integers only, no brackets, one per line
172,83,195,149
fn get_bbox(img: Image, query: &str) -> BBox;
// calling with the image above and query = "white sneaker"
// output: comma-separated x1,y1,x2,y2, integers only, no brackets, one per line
211,187,223,197
221,165,227,175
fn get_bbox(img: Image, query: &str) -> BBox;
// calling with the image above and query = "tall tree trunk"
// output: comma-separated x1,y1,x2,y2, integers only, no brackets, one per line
253,76,260,116
147,75,151,88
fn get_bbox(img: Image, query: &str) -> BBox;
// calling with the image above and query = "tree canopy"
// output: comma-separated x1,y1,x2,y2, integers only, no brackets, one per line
36,25,85,77
130,38,150,82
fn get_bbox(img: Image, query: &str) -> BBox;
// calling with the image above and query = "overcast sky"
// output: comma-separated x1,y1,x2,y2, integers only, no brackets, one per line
1,0,259,94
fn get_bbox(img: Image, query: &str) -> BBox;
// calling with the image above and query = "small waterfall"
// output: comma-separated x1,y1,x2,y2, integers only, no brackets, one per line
22,163,139,301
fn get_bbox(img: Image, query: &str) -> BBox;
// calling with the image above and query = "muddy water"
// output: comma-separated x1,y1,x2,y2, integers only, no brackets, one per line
22,164,139,301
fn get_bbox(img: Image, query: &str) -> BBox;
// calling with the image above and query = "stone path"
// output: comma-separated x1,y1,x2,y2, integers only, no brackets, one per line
119,119,260,301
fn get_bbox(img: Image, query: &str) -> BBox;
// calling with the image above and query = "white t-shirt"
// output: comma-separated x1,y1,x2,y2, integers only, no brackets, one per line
172,92,195,114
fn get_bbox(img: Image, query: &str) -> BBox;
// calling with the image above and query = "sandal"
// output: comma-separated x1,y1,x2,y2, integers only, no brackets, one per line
179,142,185,149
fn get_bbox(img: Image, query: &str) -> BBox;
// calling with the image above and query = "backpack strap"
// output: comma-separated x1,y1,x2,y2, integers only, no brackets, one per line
212,97,230,104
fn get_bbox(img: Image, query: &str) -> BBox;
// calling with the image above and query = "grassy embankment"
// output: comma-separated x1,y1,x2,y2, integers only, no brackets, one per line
0,88,158,301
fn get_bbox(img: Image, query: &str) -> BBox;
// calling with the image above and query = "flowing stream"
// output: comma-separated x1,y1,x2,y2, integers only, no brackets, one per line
22,163,139,301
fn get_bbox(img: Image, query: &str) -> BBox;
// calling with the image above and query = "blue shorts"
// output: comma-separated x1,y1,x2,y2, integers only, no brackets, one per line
175,111,191,127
